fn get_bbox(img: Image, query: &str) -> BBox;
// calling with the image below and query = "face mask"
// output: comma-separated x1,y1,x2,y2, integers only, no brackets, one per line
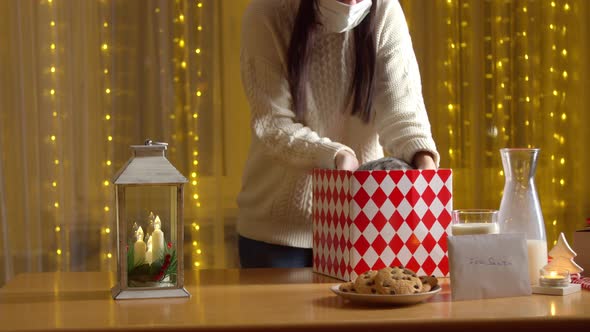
317,0,373,33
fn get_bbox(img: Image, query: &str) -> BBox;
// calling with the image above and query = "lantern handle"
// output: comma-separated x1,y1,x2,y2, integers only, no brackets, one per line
144,139,168,147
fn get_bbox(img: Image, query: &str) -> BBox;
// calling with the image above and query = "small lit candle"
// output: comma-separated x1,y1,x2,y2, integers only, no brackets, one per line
151,216,165,262
145,235,153,264
539,269,570,287
133,227,146,266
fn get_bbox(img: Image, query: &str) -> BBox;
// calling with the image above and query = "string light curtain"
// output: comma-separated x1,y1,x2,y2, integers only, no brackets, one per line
0,0,215,286
401,0,589,247
1,0,589,287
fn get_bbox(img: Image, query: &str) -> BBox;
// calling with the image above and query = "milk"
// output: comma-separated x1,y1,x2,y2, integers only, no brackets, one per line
527,239,548,285
451,222,499,236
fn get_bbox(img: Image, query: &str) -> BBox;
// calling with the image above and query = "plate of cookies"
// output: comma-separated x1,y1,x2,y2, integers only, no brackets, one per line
330,266,441,305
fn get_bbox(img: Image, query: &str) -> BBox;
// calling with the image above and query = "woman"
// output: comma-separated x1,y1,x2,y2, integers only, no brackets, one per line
237,0,439,268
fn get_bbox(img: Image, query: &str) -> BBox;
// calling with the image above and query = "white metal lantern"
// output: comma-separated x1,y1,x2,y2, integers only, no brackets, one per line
111,140,190,299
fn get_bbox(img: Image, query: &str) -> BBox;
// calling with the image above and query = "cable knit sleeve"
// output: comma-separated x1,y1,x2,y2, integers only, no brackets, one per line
240,1,355,170
372,0,440,166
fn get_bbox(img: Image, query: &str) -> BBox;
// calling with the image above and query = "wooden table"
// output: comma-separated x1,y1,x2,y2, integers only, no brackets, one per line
0,269,589,331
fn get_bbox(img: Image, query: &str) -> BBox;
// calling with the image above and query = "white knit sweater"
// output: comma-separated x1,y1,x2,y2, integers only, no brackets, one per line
237,0,439,248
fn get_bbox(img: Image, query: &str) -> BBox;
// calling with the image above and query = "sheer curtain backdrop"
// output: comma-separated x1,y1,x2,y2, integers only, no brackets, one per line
1,0,589,287
0,0,248,287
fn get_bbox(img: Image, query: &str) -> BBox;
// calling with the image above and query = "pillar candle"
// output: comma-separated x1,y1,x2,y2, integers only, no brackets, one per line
145,235,153,264
152,216,165,262
133,226,146,266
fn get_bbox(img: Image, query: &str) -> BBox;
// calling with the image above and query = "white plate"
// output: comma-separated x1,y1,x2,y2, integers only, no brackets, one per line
330,284,441,305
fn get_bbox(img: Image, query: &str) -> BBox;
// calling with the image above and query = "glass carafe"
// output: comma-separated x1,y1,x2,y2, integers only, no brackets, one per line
498,148,547,285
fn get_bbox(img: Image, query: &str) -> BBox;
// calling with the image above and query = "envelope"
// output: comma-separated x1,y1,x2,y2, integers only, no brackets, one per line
448,233,532,301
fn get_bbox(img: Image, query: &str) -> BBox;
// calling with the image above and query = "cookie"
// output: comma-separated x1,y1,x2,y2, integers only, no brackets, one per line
339,282,356,293
419,275,439,293
375,267,423,295
353,270,378,294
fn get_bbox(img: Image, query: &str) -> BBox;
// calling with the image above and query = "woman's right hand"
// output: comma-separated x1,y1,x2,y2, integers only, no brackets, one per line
335,150,359,171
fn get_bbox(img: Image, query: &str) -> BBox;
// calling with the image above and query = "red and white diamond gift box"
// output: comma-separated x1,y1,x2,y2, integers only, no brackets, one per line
312,169,453,281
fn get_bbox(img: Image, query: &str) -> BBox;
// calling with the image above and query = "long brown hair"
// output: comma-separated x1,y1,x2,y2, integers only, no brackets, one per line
287,0,377,124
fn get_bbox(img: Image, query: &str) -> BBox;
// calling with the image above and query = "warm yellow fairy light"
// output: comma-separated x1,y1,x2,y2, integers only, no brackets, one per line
561,49,567,56
105,114,111,120
54,202,59,208
104,206,110,212
105,227,111,234
50,89,55,95
50,66,56,73
155,7,160,13
56,249,62,255
561,113,567,120
105,88,111,94
195,225,200,231
551,1,556,7
193,160,198,165
54,159,59,165
55,226,61,232
52,181,57,187
560,158,565,165
50,21,55,27
107,135,113,141
525,96,530,102
193,194,199,200
197,2,203,8
195,48,201,54
179,39,185,47
103,180,109,186
50,43,55,50
194,262,200,267
560,179,565,186
191,172,197,178
193,113,198,118
197,25,202,31
50,135,56,141
179,14,184,22
562,71,568,79
106,160,112,166
197,249,202,254
103,22,108,28
104,69,109,74
102,43,108,51
192,180,197,185
48,0,53,3
107,253,112,258
196,91,202,97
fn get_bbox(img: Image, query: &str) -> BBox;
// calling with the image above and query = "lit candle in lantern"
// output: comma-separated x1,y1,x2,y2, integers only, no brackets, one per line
145,235,153,264
152,215,165,262
133,226,146,266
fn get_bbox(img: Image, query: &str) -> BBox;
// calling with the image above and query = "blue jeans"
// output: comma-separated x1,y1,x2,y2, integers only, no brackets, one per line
238,236,313,268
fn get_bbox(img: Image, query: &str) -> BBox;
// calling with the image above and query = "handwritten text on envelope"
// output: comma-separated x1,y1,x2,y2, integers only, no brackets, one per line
448,233,532,301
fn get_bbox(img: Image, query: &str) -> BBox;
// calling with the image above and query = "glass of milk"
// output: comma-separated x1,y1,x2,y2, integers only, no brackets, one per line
451,209,499,235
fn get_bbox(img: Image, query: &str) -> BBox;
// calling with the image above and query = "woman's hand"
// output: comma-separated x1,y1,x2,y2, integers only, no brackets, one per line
412,151,437,169
335,150,359,171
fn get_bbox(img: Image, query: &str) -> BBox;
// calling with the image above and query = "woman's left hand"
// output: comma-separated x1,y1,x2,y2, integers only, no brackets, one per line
412,151,437,170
